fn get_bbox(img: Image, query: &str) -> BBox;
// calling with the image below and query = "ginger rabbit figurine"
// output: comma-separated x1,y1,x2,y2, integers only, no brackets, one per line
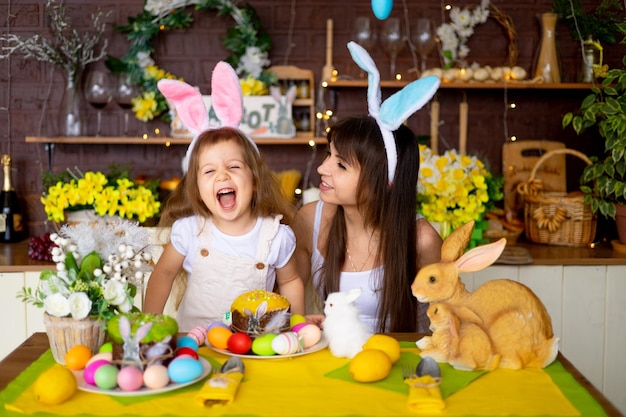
420,302,500,371
411,220,559,370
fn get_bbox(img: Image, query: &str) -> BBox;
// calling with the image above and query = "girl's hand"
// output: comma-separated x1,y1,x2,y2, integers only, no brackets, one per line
305,314,325,329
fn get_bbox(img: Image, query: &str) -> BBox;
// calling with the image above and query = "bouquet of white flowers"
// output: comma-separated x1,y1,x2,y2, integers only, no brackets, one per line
18,221,153,321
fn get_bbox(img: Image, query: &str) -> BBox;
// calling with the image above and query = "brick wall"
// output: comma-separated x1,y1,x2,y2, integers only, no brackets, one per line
1,0,623,237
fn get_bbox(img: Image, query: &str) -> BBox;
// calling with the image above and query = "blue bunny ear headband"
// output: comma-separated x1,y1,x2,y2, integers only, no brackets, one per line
346,41,440,182
157,61,259,173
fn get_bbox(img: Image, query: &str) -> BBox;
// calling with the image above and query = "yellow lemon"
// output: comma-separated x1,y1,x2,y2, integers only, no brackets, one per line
349,349,392,382
33,365,77,405
363,334,401,364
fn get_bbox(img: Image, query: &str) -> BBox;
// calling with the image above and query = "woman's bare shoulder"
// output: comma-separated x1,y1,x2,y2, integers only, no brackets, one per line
295,201,337,225
416,218,443,267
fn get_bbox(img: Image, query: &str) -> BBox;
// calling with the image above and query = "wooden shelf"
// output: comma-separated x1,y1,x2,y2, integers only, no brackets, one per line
25,134,327,146
324,79,594,90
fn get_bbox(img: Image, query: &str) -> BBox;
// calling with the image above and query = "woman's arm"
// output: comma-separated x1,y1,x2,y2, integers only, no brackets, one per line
143,243,185,314
292,202,316,286
293,202,327,315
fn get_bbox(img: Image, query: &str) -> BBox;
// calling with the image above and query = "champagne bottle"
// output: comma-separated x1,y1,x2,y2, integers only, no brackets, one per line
0,154,23,242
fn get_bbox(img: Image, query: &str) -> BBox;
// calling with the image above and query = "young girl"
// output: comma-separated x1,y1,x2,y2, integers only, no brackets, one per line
143,64,304,332
293,42,442,333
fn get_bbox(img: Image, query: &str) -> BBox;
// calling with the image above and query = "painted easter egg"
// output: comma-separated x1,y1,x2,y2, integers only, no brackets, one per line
177,335,199,351
295,323,322,349
371,0,393,20
85,351,112,367
117,366,144,392
187,326,207,347
94,364,119,390
143,364,170,389
168,357,204,384
176,346,199,360
227,332,252,355
83,359,111,385
251,334,276,356
207,326,233,350
271,332,304,355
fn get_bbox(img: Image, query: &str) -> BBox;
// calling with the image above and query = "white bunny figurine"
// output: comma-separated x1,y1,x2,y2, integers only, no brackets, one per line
322,288,373,358
270,84,297,136
119,315,153,369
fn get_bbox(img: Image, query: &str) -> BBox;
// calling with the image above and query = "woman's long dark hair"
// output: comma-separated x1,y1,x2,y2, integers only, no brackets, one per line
320,116,420,332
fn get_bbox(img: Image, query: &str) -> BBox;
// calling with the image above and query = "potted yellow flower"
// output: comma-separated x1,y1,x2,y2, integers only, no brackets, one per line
40,164,161,224
417,145,504,242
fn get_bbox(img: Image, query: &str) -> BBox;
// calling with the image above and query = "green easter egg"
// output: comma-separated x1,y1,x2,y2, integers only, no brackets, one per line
99,342,112,353
251,334,277,356
94,364,119,390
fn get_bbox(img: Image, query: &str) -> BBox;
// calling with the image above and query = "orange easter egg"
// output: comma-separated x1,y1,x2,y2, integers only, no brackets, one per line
206,326,233,350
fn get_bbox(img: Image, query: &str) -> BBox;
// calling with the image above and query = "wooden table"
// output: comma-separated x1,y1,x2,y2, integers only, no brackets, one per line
0,333,622,416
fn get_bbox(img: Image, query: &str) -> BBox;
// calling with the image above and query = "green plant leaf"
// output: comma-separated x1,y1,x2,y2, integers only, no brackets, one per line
572,115,583,133
80,251,102,276
562,112,573,128
65,252,79,273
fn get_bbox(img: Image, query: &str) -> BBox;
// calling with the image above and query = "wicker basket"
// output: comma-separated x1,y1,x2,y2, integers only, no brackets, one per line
43,313,106,365
516,148,596,247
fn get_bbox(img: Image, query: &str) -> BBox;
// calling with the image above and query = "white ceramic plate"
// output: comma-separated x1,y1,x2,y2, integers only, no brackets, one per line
206,337,328,359
75,357,212,396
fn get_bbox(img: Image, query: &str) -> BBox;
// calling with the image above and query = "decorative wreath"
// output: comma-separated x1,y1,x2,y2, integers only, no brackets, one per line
436,2,518,68
489,3,518,67
106,0,274,122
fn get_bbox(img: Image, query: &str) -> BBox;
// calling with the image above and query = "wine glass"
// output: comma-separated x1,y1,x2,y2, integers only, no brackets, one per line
353,17,377,78
83,70,113,136
353,16,377,51
380,17,406,80
412,18,437,74
114,72,139,136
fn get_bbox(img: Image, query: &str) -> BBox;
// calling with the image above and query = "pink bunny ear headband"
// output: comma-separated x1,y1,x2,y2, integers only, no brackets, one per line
157,61,259,173
346,41,440,183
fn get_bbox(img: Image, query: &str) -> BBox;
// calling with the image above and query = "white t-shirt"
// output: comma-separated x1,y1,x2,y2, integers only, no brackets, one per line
170,215,296,289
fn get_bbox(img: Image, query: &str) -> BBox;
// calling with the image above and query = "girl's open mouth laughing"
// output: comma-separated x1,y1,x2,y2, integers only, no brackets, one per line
217,188,236,209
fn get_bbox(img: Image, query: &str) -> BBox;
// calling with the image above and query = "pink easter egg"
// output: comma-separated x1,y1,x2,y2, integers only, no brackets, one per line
187,326,207,347
117,366,144,392
291,322,308,333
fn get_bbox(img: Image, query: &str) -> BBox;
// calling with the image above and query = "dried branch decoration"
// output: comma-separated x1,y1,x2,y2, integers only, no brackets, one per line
0,0,111,77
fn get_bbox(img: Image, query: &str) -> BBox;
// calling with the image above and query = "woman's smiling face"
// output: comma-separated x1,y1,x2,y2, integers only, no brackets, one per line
317,142,361,206
197,139,255,231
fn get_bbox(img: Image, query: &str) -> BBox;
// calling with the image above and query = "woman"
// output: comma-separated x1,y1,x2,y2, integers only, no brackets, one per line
294,116,442,334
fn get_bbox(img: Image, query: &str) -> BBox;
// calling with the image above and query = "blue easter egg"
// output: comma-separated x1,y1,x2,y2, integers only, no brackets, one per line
168,357,204,384
371,0,393,20
176,335,199,351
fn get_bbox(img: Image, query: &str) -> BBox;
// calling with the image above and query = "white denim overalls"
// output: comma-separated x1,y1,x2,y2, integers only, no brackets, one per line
176,215,281,332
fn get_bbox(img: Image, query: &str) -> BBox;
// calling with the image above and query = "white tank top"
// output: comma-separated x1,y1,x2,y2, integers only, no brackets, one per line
310,201,384,333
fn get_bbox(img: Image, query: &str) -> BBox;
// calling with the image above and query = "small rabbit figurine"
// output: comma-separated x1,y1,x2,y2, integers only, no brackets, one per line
420,302,500,371
119,315,153,369
270,84,297,136
411,220,559,370
322,288,373,358
243,301,289,336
